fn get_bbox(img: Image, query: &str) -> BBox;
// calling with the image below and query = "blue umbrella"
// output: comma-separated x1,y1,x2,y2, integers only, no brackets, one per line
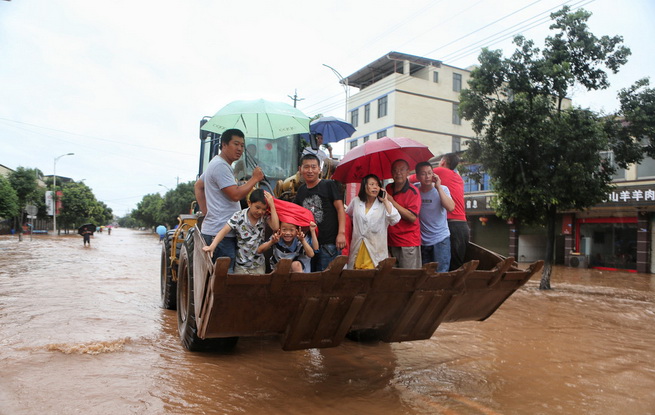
310,116,356,144
156,225,167,236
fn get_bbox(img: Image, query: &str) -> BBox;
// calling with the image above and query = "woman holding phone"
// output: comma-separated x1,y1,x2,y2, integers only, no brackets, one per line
345,174,401,269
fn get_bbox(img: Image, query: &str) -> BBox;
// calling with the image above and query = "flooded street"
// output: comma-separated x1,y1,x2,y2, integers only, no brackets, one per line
1,229,654,415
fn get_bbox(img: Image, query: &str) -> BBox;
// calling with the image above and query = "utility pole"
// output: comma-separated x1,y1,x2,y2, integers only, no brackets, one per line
287,89,305,108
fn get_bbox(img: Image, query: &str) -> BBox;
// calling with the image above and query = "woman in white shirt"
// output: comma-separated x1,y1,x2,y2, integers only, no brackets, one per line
346,174,401,269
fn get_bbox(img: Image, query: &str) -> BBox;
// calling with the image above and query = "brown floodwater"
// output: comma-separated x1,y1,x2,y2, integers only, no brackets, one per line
1,229,654,415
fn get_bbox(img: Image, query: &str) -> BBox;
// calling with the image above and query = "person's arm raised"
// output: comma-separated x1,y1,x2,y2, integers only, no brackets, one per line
264,191,279,231
221,167,265,202
434,175,455,212
387,192,417,223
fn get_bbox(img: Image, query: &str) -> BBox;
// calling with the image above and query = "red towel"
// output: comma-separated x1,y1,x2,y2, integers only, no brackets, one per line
272,199,316,228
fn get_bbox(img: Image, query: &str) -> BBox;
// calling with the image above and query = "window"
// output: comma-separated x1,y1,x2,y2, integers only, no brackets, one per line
463,165,492,192
351,109,359,128
349,140,357,150
452,136,461,152
601,151,626,181
579,220,637,270
364,104,370,123
452,103,461,125
378,96,388,118
363,135,369,143
377,130,386,139
433,71,439,83
453,73,462,92
637,156,655,178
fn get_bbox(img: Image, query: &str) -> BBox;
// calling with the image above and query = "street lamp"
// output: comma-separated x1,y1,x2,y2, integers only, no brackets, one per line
323,63,350,156
322,63,349,121
158,184,170,191
53,152,74,235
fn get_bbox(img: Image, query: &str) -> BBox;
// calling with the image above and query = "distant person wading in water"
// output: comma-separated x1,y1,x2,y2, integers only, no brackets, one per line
83,229,92,247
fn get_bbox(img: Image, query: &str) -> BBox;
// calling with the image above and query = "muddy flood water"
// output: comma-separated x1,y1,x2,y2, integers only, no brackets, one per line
1,228,654,415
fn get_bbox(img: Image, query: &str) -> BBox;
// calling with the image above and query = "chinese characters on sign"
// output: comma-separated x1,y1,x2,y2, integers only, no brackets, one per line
463,186,655,212
605,189,655,203
464,196,493,211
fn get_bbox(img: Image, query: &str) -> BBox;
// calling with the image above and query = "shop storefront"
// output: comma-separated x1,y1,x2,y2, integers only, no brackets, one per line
576,217,637,272
464,183,654,273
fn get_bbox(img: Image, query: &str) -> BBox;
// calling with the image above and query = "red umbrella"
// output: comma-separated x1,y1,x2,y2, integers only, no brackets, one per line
332,137,434,183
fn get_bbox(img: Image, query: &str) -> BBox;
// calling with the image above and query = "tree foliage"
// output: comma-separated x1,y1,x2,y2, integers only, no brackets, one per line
131,181,196,228
7,166,42,231
118,212,144,229
132,193,164,228
459,6,631,289
57,181,113,229
0,175,20,220
609,77,655,165
8,167,41,207
160,181,196,227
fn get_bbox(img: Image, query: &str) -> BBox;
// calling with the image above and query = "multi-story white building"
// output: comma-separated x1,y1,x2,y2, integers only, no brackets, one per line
343,51,475,157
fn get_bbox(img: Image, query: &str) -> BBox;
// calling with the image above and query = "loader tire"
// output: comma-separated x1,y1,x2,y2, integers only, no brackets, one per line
160,231,179,310
176,228,238,352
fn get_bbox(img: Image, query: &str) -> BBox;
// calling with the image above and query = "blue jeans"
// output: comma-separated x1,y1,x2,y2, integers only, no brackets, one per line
421,237,451,273
202,234,236,273
312,243,341,272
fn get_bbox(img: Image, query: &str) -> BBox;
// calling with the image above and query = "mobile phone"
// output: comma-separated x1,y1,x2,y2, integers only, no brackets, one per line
379,190,386,198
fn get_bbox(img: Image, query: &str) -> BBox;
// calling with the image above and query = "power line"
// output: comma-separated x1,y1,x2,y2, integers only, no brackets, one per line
423,0,546,56
440,0,594,62
306,0,596,116
0,118,196,171
394,0,488,52
296,0,449,112
0,117,194,156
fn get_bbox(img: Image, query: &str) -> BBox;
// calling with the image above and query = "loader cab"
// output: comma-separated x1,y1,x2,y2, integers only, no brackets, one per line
198,117,304,191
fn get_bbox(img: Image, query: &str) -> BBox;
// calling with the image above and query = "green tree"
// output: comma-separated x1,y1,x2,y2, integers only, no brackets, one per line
609,78,655,165
0,175,20,221
57,181,111,229
132,193,164,228
159,181,196,227
91,201,114,226
118,211,144,228
8,167,41,205
459,6,631,289
8,167,42,231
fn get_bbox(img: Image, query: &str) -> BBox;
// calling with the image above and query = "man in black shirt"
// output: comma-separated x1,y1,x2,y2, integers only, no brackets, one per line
293,154,346,271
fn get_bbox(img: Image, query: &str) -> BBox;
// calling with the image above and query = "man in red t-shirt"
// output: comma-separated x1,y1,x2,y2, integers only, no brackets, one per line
434,153,469,270
386,159,422,268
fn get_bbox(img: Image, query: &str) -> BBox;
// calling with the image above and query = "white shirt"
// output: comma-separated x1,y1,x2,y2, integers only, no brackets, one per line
302,146,328,166
346,197,400,269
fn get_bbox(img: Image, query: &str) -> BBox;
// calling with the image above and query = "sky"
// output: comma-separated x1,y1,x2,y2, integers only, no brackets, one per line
1,0,653,217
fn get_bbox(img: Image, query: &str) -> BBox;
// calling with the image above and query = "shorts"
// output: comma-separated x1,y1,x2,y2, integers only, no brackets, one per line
389,246,422,269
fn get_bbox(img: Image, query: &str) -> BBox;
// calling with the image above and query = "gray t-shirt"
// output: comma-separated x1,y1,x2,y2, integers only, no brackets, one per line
200,156,240,236
418,184,451,246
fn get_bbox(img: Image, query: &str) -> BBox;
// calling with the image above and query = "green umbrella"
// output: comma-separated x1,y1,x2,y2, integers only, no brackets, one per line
201,99,310,139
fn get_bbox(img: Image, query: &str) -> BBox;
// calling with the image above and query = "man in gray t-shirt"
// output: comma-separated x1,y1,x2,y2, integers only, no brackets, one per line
415,161,455,273
194,128,264,272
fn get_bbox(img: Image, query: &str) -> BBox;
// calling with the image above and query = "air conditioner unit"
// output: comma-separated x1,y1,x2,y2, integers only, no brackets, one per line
569,255,588,268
